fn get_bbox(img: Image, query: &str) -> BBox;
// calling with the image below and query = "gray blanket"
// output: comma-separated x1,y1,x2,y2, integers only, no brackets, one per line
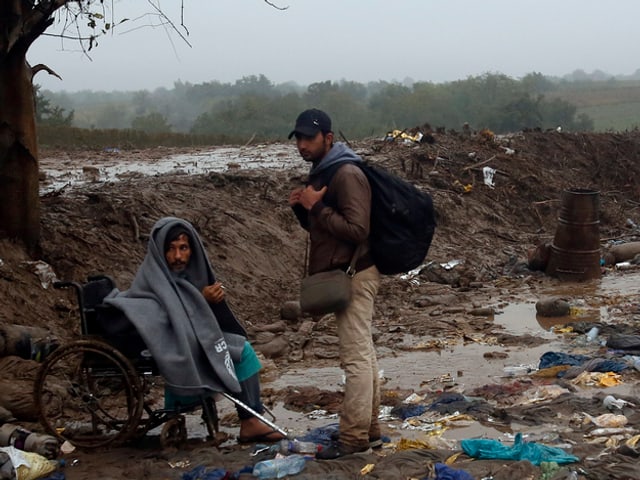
104,217,246,395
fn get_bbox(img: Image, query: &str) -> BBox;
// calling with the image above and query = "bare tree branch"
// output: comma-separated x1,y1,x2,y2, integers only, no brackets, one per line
31,63,62,80
264,0,289,11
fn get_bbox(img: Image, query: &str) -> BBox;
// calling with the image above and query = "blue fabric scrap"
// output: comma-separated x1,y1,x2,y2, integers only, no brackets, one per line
538,351,589,370
461,433,579,466
181,466,235,480
391,404,428,419
429,462,475,480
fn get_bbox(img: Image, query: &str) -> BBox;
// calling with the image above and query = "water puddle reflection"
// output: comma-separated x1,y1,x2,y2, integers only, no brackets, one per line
251,270,640,442
39,144,303,194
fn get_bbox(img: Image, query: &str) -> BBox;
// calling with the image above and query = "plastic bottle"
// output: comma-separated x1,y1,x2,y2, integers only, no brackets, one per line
502,365,532,377
0,425,59,460
279,439,321,454
586,327,599,343
252,454,307,479
615,261,633,270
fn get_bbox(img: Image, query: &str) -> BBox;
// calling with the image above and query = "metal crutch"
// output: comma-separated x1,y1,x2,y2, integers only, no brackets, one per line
219,392,292,439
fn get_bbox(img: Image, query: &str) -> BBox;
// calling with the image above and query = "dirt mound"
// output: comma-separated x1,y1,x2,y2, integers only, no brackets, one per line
2,129,640,479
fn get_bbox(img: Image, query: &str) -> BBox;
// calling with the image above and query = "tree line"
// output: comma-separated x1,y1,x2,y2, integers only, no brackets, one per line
39,72,599,143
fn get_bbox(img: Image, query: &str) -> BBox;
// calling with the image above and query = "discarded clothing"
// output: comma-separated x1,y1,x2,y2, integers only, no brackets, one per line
460,432,579,466
182,465,251,480
538,351,589,370
560,358,628,379
391,404,428,419
182,466,229,480
297,423,340,447
429,462,474,480
428,392,492,416
607,334,640,351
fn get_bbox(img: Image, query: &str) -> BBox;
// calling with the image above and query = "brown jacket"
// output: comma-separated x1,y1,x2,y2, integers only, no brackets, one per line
304,163,372,274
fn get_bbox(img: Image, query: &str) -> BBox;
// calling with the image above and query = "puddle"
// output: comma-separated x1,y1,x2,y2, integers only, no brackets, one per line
176,271,640,445
251,271,640,443
39,144,303,194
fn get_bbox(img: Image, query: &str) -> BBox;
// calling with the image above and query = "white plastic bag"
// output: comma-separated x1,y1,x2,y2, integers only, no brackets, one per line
0,447,59,480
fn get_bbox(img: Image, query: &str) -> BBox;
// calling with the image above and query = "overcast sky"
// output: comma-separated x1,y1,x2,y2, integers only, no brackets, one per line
28,0,640,93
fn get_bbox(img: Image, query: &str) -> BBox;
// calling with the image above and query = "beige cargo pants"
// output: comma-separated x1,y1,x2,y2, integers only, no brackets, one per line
335,264,381,448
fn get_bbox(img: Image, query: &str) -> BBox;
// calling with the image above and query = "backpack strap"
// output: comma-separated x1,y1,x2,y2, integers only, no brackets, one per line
346,243,365,277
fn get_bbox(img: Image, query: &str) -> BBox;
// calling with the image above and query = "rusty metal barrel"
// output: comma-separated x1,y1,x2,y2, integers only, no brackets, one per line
545,188,601,281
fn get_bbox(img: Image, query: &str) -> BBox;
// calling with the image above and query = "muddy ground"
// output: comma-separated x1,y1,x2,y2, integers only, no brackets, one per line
3,129,640,479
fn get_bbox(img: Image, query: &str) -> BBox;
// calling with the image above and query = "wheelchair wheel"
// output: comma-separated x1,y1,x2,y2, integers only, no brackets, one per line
33,339,144,449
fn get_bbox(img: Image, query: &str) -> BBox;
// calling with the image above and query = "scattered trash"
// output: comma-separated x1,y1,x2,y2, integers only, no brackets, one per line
434,463,474,480
21,261,58,289
278,439,322,455
252,454,307,479
461,432,579,466
570,371,622,388
440,259,463,270
399,263,430,281
360,463,375,475
501,147,516,155
586,327,600,343
384,129,424,144
0,424,60,460
59,441,75,455
399,393,422,405
482,166,496,188
615,261,634,270
0,446,64,480
603,395,635,410
583,412,628,428
502,365,537,377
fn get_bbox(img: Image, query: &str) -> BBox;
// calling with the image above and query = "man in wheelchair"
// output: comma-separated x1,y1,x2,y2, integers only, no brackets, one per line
105,216,285,444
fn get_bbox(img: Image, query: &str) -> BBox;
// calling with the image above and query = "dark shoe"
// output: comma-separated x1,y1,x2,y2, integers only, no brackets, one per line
329,431,383,449
316,441,372,460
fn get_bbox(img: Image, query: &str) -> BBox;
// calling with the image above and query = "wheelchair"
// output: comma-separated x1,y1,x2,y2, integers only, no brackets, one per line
33,275,286,450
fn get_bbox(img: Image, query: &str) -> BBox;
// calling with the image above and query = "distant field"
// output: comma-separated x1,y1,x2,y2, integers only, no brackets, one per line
548,82,640,131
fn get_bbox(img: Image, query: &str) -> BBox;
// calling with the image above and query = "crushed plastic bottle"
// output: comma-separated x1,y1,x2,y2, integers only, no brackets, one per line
252,454,307,479
502,365,535,377
279,439,321,455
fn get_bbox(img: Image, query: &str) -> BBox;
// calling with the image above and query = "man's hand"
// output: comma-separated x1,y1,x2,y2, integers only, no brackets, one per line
298,185,327,210
289,187,304,207
202,281,225,304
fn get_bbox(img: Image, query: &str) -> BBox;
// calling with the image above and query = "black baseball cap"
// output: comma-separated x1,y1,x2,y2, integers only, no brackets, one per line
288,108,332,139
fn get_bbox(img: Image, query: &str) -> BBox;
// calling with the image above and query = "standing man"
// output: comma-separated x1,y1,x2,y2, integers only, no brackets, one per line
288,109,381,459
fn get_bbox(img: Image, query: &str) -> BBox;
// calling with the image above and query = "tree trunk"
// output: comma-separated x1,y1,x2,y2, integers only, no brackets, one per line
0,51,40,254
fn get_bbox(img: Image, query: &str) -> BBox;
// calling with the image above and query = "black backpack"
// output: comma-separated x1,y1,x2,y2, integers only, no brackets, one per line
322,161,436,275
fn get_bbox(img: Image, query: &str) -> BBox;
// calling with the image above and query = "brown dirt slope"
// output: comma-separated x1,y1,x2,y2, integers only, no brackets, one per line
2,128,640,349
2,129,640,479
